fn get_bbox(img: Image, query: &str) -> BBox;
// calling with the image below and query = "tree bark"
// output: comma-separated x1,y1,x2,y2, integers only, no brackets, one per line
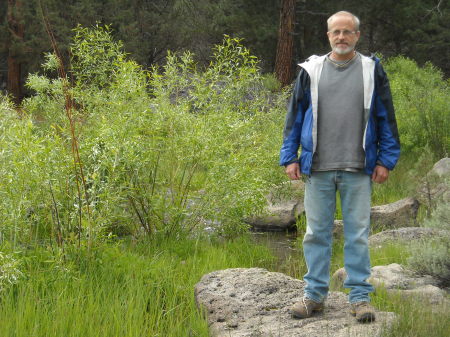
7,0,24,104
274,0,295,87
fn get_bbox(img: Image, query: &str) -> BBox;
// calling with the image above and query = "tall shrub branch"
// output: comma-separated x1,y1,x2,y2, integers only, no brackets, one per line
39,1,92,248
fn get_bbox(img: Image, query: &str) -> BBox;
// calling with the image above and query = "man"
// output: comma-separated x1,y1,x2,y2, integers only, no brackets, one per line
279,11,400,323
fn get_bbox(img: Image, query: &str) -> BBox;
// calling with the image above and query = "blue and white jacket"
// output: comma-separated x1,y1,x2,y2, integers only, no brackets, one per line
279,53,400,175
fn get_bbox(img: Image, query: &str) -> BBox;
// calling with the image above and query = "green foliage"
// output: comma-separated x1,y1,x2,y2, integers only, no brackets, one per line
0,92,73,246
422,202,450,230
261,73,282,93
2,26,287,247
0,252,23,293
0,237,273,337
385,56,449,159
407,201,450,287
374,288,450,337
408,239,450,287
71,24,128,89
0,93,16,114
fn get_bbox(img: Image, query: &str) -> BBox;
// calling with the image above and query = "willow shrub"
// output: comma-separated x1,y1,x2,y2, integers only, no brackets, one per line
1,26,287,247
385,56,449,159
0,94,73,246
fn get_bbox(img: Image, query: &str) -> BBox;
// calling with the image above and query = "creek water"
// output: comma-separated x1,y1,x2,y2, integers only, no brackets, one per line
249,230,301,264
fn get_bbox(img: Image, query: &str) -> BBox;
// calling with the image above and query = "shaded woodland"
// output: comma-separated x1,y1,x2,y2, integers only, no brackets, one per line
1,0,449,102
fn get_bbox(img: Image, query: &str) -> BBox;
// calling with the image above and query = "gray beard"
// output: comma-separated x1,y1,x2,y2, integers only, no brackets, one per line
333,45,355,55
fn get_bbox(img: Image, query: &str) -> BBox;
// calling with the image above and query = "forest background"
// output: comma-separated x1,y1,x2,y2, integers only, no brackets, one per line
1,0,449,102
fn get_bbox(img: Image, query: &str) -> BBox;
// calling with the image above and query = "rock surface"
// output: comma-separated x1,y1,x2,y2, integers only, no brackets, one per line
195,268,395,337
332,264,447,305
370,197,419,230
369,227,450,246
416,157,450,206
333,196,420,236
369,264,439,289
245,181,305,231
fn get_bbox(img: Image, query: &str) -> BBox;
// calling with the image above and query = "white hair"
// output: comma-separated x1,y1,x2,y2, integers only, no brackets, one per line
327,11,360,31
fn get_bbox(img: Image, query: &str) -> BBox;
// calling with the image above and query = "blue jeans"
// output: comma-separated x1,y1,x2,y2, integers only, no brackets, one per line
302,170,374,303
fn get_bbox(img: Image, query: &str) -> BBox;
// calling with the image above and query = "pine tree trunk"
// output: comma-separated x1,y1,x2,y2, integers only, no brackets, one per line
7,0,24,104
274,0,295,87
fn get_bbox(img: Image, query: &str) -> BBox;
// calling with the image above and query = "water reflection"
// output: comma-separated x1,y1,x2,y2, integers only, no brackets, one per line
250,230,300,263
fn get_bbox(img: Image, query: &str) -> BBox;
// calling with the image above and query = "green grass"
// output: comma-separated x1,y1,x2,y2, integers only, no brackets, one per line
370,242,411,266
2,232,448,337
0,235,274,337
373,288,450,337
371,152,435,206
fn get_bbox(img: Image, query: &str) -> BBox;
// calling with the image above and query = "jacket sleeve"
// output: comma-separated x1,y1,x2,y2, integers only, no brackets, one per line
279,69,310,166
374,62,400,170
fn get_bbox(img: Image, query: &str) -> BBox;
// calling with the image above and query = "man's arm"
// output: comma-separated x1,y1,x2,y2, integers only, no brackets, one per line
279,69,310,169
373,62,400,176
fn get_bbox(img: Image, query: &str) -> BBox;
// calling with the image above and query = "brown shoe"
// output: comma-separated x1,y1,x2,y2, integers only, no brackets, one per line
291,297,324,318
350,301,376,323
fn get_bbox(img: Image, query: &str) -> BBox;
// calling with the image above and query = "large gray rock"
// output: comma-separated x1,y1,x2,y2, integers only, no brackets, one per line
369,263,439,289
245,181,305,231
430,157,450,177
369,227,450,246
370,197,419,230
333,198,419,236
416,158,450,207
195,268,395,337
332,264,447,305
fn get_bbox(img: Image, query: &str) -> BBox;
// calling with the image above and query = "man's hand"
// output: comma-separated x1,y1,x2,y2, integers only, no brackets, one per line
371,165,389,184
285,162,301,180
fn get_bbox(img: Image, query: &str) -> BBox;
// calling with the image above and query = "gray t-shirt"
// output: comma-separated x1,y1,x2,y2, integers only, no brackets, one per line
312,53,365,171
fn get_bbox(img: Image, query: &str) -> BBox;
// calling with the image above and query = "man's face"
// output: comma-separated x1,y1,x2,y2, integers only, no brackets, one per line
327,15,360,56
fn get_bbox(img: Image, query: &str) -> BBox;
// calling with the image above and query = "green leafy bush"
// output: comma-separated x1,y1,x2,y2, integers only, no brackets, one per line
422,202,450,230
0,252,23,293
1,26,288,247
407,201,450,287
385,56,449,159
408,238,450,287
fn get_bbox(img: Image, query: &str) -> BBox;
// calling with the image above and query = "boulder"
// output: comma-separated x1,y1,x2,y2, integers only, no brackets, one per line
195,268,395,337
370,197,419,230
369,227,450,246
332,264,447,305
416,158,450,207
245,180,305,231
369,263,439,289
333,198,420,236
399,285,447,305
